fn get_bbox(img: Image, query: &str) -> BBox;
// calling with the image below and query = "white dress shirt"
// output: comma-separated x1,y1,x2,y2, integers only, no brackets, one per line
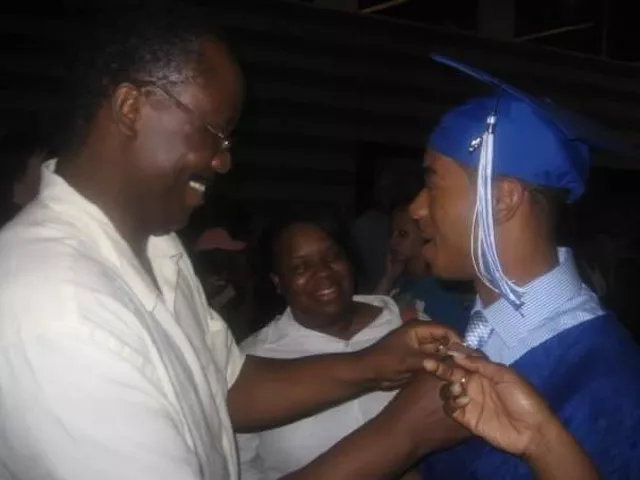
237,295,402,480
0,160,245,480
470,248,604,365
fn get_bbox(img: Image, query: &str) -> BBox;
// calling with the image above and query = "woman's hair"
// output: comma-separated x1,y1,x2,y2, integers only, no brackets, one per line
255,210,356,277
246,210,354,331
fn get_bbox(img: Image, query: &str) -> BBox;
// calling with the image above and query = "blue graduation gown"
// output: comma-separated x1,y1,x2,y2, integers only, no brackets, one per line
419,314,640,479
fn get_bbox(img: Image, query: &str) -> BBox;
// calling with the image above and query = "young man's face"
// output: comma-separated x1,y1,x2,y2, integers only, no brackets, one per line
409,149,477,281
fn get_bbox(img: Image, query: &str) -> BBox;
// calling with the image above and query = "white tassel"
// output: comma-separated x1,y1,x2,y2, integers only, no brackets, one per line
470,114,525,309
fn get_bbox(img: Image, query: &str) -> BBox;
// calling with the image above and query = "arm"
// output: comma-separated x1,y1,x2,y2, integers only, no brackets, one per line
425,353,601,480
228,322,461,432
397,470,422,480
281,371,469,480
525,419,600,480
280,404,420,480
373,276,394,295
373,252,403,296
398,470,422,480
229,353,371,433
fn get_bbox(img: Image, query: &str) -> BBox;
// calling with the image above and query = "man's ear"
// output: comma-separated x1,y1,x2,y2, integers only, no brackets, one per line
493,177,525,225
111,83,142,137
270,273,282,294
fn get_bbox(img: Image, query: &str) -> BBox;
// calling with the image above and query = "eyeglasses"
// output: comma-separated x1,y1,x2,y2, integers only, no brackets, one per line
136,81,232,159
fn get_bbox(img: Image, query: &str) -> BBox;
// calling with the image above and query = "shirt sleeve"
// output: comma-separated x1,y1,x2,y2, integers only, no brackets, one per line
0,326,202,480
208,308,246,387
237,433,267,480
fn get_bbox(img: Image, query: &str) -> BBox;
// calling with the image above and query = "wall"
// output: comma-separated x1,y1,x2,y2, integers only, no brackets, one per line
2,0,640,217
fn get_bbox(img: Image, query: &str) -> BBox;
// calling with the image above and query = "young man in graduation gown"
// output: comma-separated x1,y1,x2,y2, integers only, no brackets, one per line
411,55,640,479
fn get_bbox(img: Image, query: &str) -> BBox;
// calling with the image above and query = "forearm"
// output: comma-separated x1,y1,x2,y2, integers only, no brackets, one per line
281,410,420,480
373,274,394,296
525,419,600,480
229,353,372,432
281,379,468,480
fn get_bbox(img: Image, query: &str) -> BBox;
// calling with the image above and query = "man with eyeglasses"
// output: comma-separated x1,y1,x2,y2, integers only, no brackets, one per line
0,7,470,480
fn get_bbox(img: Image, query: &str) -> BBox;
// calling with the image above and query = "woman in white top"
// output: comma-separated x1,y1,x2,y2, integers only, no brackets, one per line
237,219,418,480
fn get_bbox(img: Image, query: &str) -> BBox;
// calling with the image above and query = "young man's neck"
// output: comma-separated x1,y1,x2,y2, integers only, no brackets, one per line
474,240,559,308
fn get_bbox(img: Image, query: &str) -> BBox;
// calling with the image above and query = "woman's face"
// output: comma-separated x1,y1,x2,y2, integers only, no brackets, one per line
274,223,353,323
390,207,424,264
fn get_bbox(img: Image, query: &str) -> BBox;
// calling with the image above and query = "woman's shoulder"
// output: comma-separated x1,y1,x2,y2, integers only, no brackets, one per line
353,294,403,325
354,294,400,311
240,308,301,354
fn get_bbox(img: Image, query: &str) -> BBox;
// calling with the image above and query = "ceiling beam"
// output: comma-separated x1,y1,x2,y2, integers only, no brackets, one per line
361,0,410,14
477,0,515,40
313,0,358,12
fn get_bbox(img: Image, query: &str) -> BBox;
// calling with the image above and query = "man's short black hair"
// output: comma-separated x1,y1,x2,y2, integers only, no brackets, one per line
62,4,227,154
526,183,569,236
464,167,568,237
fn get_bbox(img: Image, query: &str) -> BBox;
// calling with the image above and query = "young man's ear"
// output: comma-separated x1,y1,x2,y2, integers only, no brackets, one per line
493,178,525,225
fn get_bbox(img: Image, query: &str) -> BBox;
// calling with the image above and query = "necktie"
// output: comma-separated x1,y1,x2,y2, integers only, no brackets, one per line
464,311,492,350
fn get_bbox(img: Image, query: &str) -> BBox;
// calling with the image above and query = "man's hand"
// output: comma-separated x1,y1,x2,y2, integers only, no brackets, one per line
424,353,555,457
385,250,406,284
356,320,461,390
229,322,461,433
424,354,601,480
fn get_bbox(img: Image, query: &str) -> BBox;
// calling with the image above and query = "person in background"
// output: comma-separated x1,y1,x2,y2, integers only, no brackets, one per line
193,227,255,342
424,350,600,480
375,203,472,334
238,217,420,480
350,168,394,293
412,55,640,478
0,122,49,226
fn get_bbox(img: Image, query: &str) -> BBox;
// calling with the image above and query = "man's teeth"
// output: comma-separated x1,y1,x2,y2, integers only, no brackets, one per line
189,180,206,194
318,287,337,295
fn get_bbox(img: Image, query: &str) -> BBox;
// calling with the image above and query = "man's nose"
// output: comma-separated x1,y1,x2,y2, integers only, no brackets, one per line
409,188,429,221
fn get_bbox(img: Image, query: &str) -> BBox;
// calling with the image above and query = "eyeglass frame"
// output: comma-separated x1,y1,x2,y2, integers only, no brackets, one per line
134,81,232,158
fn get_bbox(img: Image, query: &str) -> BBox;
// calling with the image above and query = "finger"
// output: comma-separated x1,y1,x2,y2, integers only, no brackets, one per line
424,356,469,384
452,354,512,383
445,342,485,359
439,381,453,402
442,388,470,417
452,394,470,408
439,376,469,400
408,322,462,348
443,396,467,419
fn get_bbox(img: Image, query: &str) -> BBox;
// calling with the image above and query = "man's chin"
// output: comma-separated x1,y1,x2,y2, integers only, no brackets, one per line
430,263,471,282
155,216,191,237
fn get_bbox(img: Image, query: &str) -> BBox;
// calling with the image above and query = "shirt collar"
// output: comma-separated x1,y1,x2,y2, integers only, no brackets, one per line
39,159,184,310
265,295,400,345
40,159,183,258
472,248,583,346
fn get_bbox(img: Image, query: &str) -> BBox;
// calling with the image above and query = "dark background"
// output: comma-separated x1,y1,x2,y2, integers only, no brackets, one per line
1,0,639,333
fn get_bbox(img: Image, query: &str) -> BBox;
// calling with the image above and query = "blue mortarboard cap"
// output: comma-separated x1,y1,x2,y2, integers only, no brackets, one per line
427,54,633,312
429,53,632,202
